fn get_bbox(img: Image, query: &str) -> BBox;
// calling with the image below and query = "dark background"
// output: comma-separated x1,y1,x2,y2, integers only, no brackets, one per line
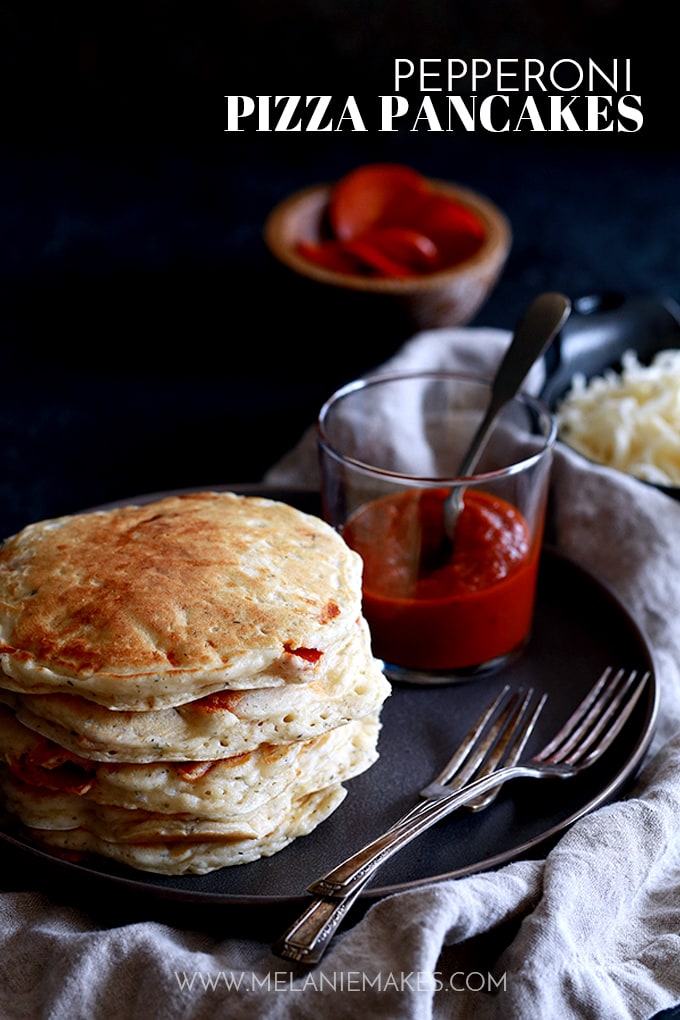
0,1,676,538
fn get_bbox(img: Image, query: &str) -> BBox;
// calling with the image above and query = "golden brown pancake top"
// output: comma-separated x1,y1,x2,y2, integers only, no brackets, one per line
0,492,364,707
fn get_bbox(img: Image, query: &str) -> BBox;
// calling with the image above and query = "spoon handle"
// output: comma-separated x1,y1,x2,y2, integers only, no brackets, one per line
492,292,572,406
456,291,571,479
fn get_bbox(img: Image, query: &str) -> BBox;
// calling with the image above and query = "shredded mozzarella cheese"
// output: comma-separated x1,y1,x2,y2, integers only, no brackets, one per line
556,349,680,485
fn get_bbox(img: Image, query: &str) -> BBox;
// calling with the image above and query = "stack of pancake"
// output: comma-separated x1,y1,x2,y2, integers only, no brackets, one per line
0,491,389,875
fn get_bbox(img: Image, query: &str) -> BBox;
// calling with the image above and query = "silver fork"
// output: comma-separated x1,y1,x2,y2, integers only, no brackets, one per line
271,666,650,964
271,685,544,966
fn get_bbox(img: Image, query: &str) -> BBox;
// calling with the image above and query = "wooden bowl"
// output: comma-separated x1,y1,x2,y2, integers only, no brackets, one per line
263,177,512,331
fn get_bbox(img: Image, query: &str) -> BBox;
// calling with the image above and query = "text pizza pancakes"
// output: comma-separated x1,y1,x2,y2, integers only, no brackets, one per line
0,492,389,874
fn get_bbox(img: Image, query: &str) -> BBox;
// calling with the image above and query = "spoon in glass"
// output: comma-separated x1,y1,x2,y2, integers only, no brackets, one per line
440,291,572,555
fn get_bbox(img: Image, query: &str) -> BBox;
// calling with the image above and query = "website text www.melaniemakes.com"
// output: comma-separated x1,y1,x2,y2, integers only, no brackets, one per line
173,969,507,993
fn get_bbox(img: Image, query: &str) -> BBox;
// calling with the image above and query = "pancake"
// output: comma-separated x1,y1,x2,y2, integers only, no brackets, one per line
0,705,380,817
8,785,346,875
0,626,389,762
0,491,364,709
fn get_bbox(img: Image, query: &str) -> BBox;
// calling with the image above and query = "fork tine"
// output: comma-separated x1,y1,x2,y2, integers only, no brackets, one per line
534,665,619,762
547,667,627,763
534,667,650,767
419,686,546,802
533,666,617,763
564,668,650,766
467,688,547,810
422,685,513,793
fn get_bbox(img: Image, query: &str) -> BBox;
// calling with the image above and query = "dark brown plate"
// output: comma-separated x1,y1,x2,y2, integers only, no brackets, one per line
0,486,658,931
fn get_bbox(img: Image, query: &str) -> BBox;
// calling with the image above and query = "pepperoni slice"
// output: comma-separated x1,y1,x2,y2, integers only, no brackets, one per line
295,163,488,278
328,163,427,241
296,240,364,274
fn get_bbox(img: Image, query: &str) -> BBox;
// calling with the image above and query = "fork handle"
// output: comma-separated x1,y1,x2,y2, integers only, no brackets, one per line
271,883,366,964
272,769,524,964
308,764,536,898
272,762,554,964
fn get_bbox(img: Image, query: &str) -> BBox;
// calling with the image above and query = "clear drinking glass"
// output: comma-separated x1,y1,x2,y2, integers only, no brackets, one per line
317,370,556,684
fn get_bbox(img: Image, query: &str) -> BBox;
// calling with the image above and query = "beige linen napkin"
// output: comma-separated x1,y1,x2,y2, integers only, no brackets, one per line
2,327,680,1020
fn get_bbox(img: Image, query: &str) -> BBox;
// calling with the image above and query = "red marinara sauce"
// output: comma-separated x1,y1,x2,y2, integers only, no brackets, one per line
342,487,540,671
